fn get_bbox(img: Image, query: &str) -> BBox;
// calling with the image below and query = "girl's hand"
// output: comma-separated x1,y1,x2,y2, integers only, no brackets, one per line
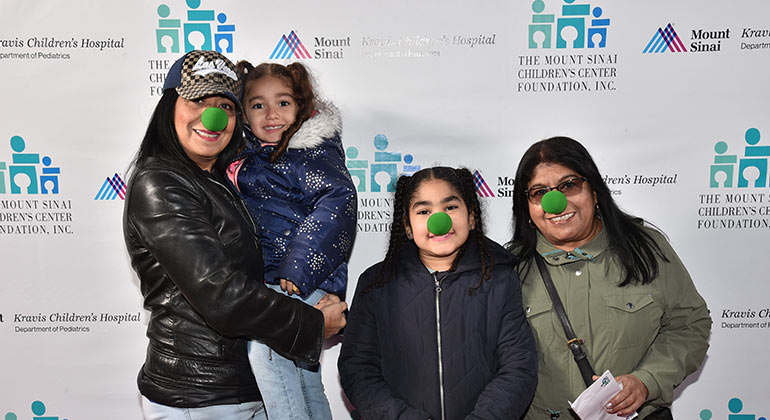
280,279,300,295
592,374,649,417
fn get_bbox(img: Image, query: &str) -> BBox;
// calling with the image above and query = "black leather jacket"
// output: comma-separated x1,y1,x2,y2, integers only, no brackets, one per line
123,158,324,407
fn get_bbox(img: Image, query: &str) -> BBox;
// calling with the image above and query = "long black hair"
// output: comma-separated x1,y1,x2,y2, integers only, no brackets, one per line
130,89,244,176
365,166,493,296
506,136,667,286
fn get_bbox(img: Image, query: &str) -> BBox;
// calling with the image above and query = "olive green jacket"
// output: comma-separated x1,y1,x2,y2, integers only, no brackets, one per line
520,228,711,420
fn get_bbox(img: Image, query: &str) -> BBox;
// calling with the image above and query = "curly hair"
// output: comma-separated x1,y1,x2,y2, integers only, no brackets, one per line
364,166,493,296
234,60,316,162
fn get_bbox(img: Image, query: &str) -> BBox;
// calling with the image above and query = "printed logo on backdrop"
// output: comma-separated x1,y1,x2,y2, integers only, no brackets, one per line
474,171,496,198
155,1,235,54
721,307,770,331
642,24,687,53
643,23,729,54
599,172,678,197
0,135,73,235
642,24,770,53
94,173,126,201
270,31,312,59
361,32,496,59
693,127,769,333
148,0,237,96
472,171,519,199
528,0,610,49
268,29,498,60
269,30,350,60
698,127,770,232
700,397,767,420
0,31,123,61
4,400,68,420
11,311,141,334
517,0,618,93
740,27,770,52
346,134,422,233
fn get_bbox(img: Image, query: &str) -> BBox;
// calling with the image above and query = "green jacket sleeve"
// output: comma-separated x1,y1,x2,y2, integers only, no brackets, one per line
630,233,712,405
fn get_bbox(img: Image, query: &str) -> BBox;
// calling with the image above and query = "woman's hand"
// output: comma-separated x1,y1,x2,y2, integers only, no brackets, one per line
314,294,347,338
593,374,649,416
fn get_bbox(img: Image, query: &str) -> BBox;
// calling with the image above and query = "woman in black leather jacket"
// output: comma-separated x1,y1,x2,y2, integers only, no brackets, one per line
123,50,347,420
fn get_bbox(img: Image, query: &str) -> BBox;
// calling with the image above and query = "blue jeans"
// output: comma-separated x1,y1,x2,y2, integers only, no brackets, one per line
248,284,332,420
141,396,266,420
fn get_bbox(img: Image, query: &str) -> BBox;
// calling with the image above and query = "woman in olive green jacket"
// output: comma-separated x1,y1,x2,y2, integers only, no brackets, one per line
508,137,711,420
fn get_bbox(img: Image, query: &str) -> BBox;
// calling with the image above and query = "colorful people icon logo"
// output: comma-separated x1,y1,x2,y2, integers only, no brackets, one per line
737,128,768,188
214,12,235,53
155,1,235,53
556,0,591,49
156,4,181,53
345,146,367,192
700,397,767,420
529,0,554,48
183,0,214,51
529,0,610,49
4,400,68,420
710,141,736,188
0,135,61,195
40,156,61,194
710,127,769,189
587,7,610,47
9,135,40,194
345,134,421,193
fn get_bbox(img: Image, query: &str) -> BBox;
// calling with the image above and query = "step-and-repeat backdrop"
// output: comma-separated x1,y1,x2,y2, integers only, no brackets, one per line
1,1,768,418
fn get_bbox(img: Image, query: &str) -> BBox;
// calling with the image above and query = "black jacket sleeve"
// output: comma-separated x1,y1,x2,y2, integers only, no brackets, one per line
125,168,324,364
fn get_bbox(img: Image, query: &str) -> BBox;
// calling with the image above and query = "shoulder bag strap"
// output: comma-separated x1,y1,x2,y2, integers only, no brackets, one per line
534,254,596,387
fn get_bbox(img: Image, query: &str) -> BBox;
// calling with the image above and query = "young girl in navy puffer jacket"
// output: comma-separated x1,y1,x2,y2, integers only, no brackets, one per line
228,61,356,420
339,166,537,420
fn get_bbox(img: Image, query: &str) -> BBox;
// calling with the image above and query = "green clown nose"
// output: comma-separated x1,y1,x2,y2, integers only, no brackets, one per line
427,212,452,236
201,107,229,132
541,190,568,214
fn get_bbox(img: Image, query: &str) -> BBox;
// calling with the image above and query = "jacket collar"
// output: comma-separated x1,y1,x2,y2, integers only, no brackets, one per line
535,227,609,266
397,231,514,278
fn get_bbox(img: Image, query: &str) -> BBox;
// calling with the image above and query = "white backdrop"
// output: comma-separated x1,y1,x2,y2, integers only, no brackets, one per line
1,1,769,419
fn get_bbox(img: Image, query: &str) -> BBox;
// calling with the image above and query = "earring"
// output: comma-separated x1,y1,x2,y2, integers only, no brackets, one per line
405,231,413,239
528,219,535,227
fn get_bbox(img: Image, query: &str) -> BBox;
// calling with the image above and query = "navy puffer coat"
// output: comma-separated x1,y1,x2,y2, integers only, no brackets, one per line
230,101,356,297
339,234,538,420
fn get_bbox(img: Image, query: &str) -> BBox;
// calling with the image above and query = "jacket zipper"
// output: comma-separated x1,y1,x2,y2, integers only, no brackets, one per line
433,272,446,420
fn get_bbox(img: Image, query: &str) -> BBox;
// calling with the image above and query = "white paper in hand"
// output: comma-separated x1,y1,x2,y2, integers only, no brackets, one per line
569,370,638,420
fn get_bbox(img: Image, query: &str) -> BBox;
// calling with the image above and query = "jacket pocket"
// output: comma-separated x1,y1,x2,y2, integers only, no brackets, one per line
523,299,556,351
603,294,662,350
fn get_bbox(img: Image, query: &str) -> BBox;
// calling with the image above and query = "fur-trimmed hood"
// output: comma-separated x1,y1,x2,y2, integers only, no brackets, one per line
287,100,342,150
230,98,354,298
